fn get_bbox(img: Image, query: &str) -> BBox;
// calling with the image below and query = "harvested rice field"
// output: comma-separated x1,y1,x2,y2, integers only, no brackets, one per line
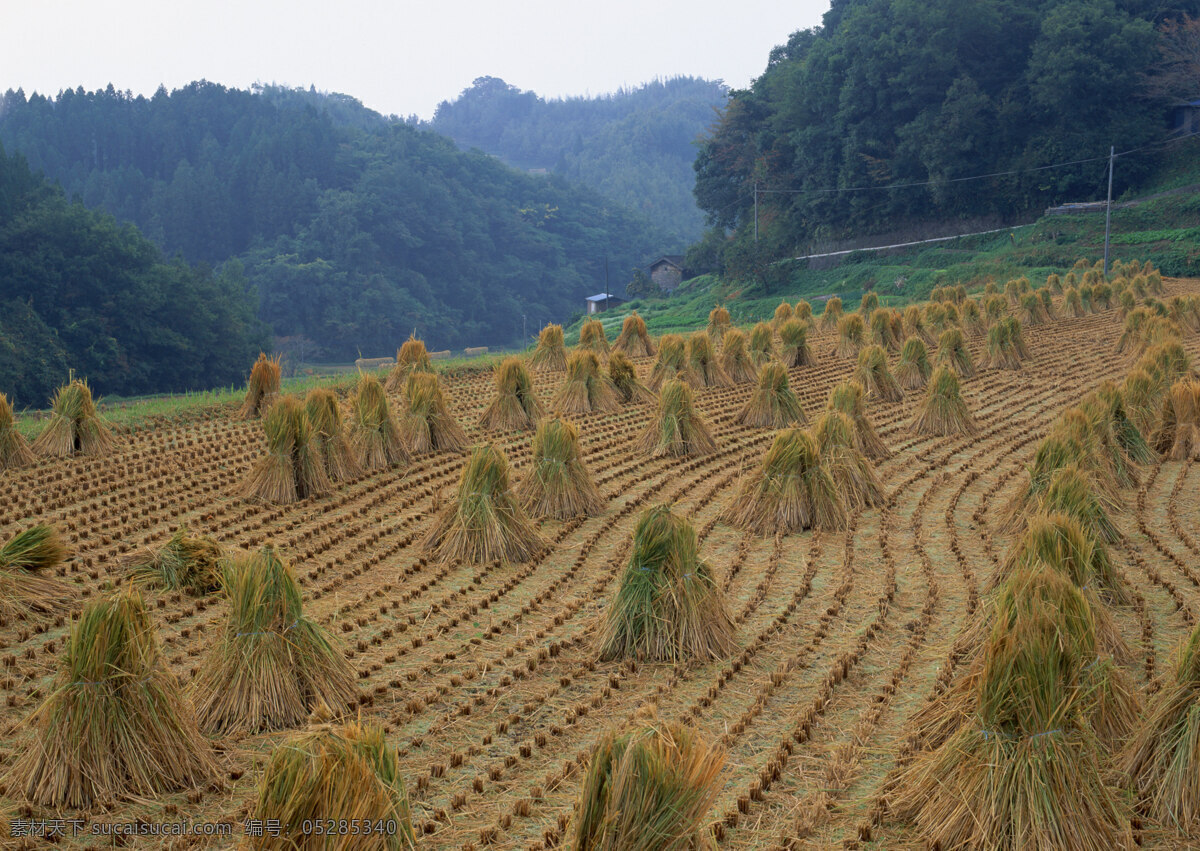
3,274,1200,849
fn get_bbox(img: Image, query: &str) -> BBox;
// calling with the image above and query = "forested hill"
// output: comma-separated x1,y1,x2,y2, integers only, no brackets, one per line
429,76,728,242
694,0,1200,273
0,82,668,361
0,143,265,406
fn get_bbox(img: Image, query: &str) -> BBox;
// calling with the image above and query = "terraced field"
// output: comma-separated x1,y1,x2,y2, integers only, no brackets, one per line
2,279,1199,849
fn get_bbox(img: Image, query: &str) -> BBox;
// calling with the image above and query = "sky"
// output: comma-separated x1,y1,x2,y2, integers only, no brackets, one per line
1,0,830,118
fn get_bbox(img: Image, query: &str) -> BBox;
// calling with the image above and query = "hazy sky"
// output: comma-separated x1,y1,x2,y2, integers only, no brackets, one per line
2,0,829,118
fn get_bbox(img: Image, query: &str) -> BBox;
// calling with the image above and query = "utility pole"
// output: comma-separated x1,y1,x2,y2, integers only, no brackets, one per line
1103,145,1115,278
604,256,610,308
522,314,526,342
754,182,759,243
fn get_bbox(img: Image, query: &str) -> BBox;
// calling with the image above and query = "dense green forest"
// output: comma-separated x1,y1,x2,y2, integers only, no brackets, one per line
429,76,727,242
0,142,265,407
694,0,1200,275
0,82,667,361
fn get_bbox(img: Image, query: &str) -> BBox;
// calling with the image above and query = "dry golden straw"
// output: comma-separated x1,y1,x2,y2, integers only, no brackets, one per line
305,387,361,482
826,380,890,460
516,417,604,520
608,351,656,405
553,350,621,414
400,371,467,454
385,334,433,391
748,321,778,366
779,318,815,367
811,411,884,510
635,380,716,458
0,525,76,622
124,526,224,595
707,305,731,341
241,395,332,504
613,312,655,357
241,352,281,418
735,362,806,429
531,323,568,371
33,378,115,457
895,337,931,390
0,393,34,471
479,357,546,431
647,334,689,391
719,328,758,383
578,318,611,354
723,428,846,535
835,313,865,359
684,331,731,388
348,374,411,471
911,366,976,436
854,344,904,402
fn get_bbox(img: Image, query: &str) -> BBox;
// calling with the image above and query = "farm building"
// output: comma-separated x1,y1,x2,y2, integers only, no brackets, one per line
585,293,626,314
648,255,685,294
1173,99,1200,135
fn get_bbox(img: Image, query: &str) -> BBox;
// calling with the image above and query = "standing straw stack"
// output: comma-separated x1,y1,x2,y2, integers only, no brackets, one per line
553,350,620,414
779,319,815,367
578,318,611,355
480,357,545,431
903,304,933,344
531,323,568,372
0,525,76,621
1151,379,1200,460
613,311,655,357
636,380,716,458
33,378,115,457
819,296,844,332
385,334,433,391
736,362,806,428
400,371,467,454
191,545,357,734
720,328,758,383
707,306,732,341
516,417,604,520
598,504,734,662
811,411,884,509
985,320,1022,370
895,338,932,390
305,388,361,482
723,428,846,535
685,331,731,388
749,322,778,365
0,393,33,470
348,374,411,471
911,366,977,436
241,353,282,418
252,722,415,851
608,352,655,405
826,380,890,460
772,301,795,330
869,309,901,351
854,345,904,402
835,313,865,359
7,591,217,808
423,444,546,564
648,334,689,390
241,396,332,504
936,327,976,378
572,722,724,851
124,526,224,595
795,299,813,323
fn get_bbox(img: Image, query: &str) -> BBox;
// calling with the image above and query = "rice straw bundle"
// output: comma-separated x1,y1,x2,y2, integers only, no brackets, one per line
1122,624,1200,836
608,351,656,405
479,357,546,431
962,299,985,335
860,291,879,317
516,417,604,520
1080,284,1095,312
854,345,904,403
724,428,846,535
984,294,1007,323
819,296,843,332
1065,286,1086,318
1149,268,1165,295
0,393,33,471
1048,273,1063,293
400,371,468,454
942,302,962,329
953,284,968,303
719,328,758,383
305,388,361,482
835,313,865,359
124,526,223,595
385,334,433,391
648,334,689,390
598,504,734,662
1004,278,1021,306
748,322,778,365
348,375,411,471
1033,464,1121,545
811,411,884,510
33,378,115,457
869,309,900,351
999,512,1127,608
826,380,890,460
1123,368,1162,436
891,566,1132,851
707,306,731,341
772,301,794,330
1092,283,1112,311
794,299,813,323
241,396,332,504
613,312,656,357
924,301,947,333
1019,293,1046,326
531,323,568,372
1080,382,1155,488
684,331,731,388
191,546,356,734
422,443,546,564
241,353,281,418
578,318,611,355
636,380,716,458
252,722,415,851
911,366,976,436
778,318,815,367
985,319,1022,370
554,350,621,413
735,362,805,429
936,327,975,378
1116,308,1152,354
7,591,217,807
0,525,76,621
1152,379,1200,461
895,337,932,390
903,304,933,344
572,721,724,851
